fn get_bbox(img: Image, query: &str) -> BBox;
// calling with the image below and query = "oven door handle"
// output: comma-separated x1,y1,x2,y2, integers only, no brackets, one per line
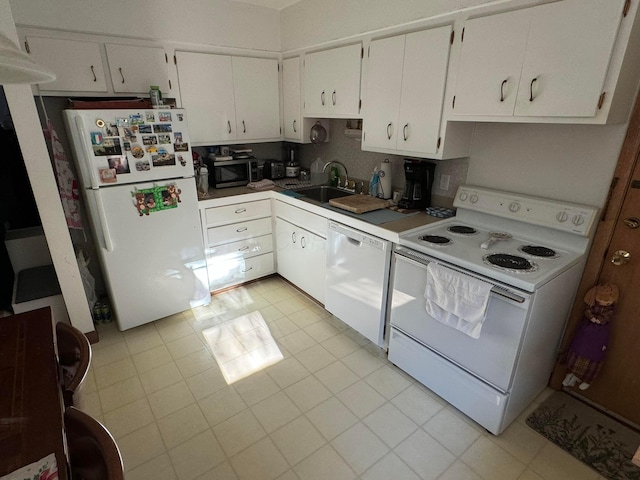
394,248,527,304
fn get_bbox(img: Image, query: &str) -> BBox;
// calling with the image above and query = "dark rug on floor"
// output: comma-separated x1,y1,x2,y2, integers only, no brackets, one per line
526,391,640,480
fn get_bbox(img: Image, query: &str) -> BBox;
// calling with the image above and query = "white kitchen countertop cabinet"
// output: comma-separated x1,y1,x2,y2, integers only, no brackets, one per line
303,43,362,118
452,0,627,120
176,52,280,145
24,36,108,93
362,26,452,157
201,199,275,292
105,44,170,94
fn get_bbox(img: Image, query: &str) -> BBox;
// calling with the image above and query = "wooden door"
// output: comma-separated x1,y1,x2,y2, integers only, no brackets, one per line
550,92,640,426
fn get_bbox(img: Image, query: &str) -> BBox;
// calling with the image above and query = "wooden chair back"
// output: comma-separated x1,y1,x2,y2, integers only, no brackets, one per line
64,406,124,480
55,321,91,406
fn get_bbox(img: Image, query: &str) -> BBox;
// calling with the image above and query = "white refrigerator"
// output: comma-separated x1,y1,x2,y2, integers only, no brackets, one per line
64,108,210,331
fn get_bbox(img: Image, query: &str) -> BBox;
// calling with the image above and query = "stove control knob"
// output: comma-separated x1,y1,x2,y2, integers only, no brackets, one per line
469,194,479,204
572,215,585,226
459,192,468,202
556,211,568,223
509,202,521,213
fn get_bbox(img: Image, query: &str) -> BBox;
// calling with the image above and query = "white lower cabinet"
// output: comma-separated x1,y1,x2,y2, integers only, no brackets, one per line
200,199,275,291
275,217,326,304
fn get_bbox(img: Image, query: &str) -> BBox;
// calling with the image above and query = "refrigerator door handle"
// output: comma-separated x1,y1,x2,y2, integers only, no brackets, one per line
74,117,98,189
94,190,115,252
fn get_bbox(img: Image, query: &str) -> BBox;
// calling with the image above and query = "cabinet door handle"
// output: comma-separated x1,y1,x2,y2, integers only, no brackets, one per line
119,67,125,84
387,123,392,140
239,246,250,251
242,266,253,273
292,231,296,243
242,120,246,133
321,91,325,106
529,77,538,102
227,121,232,134
301,236,306,248
403,123,408,141
236,227,248,233
90,65,97,82
293,119,297,133
500,79,507,102
235,208,246,214
332,90,336,106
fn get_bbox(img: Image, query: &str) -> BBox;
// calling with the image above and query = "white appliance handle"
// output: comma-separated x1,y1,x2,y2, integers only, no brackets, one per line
74,116,99,189
94,190,114,252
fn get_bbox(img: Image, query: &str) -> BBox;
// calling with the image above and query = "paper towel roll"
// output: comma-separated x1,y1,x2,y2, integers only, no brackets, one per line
377,159,392,199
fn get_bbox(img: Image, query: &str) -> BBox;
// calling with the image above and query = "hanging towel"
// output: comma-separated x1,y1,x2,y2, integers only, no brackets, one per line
424,262,492,339
46,118,83,230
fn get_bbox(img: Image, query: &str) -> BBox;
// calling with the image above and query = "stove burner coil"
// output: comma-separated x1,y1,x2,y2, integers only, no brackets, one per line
447,225,477,235
419,235,451,245
483,253,538,273
519,245,558,258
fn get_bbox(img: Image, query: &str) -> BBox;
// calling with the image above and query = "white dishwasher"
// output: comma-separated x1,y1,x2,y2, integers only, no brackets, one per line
325,221,392,348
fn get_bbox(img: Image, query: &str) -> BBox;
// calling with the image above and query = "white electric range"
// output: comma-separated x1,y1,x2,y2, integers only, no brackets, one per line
388,185,599,434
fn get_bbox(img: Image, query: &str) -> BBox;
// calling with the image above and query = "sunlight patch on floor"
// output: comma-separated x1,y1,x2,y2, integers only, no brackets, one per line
203,310,283,384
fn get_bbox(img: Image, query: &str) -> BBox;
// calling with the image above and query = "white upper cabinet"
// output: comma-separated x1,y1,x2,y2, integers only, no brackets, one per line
363,26,455,157
176,51,237,145
105,44,169,94
25,36,108,92
304,43,362,117
176,52,280,145
452,0,626,119
232,57,281,141
283,57,302,141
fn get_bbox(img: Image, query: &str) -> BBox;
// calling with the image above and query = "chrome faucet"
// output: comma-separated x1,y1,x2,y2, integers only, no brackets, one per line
322,161,348,186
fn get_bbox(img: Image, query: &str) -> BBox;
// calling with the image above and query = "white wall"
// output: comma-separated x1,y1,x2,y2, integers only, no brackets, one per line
281,0,634,208
10,0,281,51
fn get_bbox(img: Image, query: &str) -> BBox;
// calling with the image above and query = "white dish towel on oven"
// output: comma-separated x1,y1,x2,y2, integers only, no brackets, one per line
424,263,492,339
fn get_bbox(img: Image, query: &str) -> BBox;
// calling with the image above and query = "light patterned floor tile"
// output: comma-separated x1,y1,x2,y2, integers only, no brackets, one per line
98,376,145,413
461,436,527,480
314,361,359,394
169,429,227,480
364,365,412,399
229,437,289,480
395,429,456,480
270,416,326,465
157,319,196,343
331,423,389,474
175,348,218,379
157,403,209,449
213,409,267,457
528,443,601,480
102,397,155,439
132,344,173,374
91,341,130,369
199,386,247,427
361,452,420,480
305,396,359,441
124,328,164,355
294,344,337,373
293,445,356,480
185,367,228,400
278,329,317,355
166,333,207,360
94,357,138,389
118,422,167,472
341,348,384,378
148,380,195,419
233,370,281,406
321,333,361,358
139,362,184,395
363,402,418,448
390,384,446,425
336,380,386,419
196,461,239,480
284,375,332,412
303,319,340,342
436,460,483,480
250,391,301,433
266,357,309,389
489,419,547,464
423,407,482,456
126,453,177,480
288,309,322,329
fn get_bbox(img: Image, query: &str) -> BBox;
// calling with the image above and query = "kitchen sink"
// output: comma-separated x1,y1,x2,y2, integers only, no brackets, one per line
294,185,354,203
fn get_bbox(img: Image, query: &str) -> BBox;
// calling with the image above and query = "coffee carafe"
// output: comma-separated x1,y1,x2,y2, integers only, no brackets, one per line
398,159,436,210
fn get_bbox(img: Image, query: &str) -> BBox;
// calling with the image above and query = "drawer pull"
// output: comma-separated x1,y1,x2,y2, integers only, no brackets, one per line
301,236,306,248
239,246,250,251
292,231,296,243
242,267,253,273
236,227,248,233
235,208,247,214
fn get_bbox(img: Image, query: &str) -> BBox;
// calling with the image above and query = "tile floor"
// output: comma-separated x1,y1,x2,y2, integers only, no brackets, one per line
77,276,607,480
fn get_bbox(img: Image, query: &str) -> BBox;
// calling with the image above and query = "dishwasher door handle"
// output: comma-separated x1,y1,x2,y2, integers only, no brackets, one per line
347,237,362,247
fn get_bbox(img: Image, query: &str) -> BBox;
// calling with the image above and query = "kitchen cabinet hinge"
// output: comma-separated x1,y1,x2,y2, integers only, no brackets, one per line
173,55,177,65
361,47,364,59
24,40,30,54
359,99,362,112
462,27,465,42
164,53,168,63
452,96,456,109
277,63,280,72
169,79,172,90
598,92,606,109
623,0,631,16
437,137,441,150
450,30,455,45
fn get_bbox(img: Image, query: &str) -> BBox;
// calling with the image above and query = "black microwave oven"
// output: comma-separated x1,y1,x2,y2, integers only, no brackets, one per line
209,158,263,188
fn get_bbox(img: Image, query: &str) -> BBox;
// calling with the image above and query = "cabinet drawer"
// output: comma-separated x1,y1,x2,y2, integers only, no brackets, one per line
208,234,273,259
274,200,328,238
205,199,271,227
207,217,272,246
208,252,275,291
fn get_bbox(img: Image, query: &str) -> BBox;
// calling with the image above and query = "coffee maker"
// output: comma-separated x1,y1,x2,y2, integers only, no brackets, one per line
398,159,436,210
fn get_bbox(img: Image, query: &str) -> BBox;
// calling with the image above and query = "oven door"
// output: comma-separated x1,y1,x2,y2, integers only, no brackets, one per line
212,159,249,188
390,248,532,392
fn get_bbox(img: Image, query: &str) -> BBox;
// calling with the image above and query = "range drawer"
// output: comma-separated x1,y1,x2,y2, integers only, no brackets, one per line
208,252,275,291
208,234,273,259
204,199,271,227
207,217,272,246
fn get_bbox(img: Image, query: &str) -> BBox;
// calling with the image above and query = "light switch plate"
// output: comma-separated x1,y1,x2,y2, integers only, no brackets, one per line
439,174,450,191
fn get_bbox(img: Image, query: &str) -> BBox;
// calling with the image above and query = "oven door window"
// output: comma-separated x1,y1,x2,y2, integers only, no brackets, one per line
390,254,530,392
215,163,248,184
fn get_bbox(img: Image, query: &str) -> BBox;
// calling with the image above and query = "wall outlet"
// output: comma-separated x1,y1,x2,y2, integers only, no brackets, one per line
439,174,450,191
